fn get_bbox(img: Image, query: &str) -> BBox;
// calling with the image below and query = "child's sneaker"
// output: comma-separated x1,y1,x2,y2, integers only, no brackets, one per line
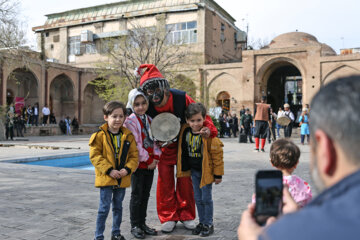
111,234,125,240
253,148,259,152
200,224,214,237
261,149,265,152
192,223,203,235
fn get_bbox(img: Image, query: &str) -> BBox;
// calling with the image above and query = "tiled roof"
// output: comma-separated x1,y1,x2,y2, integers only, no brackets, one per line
33,0,235,31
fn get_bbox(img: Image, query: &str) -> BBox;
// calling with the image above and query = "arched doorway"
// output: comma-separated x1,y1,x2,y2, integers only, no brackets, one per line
6,68,39,109
50,74,75,121
266,63,302,117
83,84,105,124
216,91,230,112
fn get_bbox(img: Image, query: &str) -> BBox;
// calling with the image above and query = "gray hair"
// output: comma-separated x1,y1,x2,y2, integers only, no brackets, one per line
310,75,360,165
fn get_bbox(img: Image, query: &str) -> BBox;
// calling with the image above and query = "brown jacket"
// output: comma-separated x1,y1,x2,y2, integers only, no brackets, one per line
254,103,270,121
176,124,224,188
89,123,139,188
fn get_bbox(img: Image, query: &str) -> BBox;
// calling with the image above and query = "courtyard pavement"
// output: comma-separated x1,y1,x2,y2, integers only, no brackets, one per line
0,135,314,240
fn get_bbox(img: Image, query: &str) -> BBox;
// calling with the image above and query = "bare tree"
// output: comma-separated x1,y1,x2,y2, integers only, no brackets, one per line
92,23,198,102
0,0,26,49
247,37,271,50
0,0,27,140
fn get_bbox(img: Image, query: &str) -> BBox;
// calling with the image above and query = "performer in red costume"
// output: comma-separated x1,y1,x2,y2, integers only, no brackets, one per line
135,64,218,233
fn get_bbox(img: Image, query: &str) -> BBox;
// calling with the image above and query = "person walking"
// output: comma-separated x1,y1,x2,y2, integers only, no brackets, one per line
240,108,254,143
253,96,271,152
298,108,310,145
232,113,239,138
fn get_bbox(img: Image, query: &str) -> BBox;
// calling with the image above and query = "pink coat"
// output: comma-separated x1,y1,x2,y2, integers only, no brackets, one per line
124,113,161,164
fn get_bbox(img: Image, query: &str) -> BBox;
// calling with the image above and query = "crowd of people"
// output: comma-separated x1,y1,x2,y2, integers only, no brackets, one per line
218,99,310,151
3,102,81,139
89,66,360,240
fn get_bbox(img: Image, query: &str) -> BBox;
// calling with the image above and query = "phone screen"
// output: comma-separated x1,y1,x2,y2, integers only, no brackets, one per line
254,170,283,226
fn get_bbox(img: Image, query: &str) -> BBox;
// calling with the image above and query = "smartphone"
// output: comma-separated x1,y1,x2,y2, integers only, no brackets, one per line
254,170,283,226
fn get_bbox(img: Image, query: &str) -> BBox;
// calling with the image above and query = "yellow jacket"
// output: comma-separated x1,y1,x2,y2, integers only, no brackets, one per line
89,123,139,188
176,124,224,188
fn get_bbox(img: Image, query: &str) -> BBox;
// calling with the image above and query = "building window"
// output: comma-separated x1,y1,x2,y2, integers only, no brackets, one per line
234,32,237,50
166,21,197,45
68,36,97,56
69,36,81,55
85,42,97,54
220,23,225,42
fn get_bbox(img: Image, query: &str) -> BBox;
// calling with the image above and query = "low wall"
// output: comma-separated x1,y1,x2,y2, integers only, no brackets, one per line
21,124,100,136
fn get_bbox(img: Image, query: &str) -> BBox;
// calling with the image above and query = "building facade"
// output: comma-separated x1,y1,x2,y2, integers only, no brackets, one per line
32,0,246,67
2,1,360,126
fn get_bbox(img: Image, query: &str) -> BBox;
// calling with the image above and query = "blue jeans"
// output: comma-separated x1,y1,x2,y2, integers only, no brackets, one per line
191,170,213,226
95,187,126,240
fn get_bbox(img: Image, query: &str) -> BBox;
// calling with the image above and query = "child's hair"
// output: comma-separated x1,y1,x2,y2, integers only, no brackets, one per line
270,138,300,169
185,102,206,119
103,101,126,116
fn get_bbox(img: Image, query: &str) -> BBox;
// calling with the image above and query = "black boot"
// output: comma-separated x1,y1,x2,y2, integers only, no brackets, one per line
200,224,214,237
111,234,125,240
192,223,203,235
140,223,157,235
130,226,145,239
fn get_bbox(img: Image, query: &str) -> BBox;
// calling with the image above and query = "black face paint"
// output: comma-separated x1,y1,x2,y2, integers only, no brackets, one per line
142,80,168,106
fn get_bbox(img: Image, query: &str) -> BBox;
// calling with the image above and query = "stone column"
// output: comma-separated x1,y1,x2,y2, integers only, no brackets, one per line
77,71,82,123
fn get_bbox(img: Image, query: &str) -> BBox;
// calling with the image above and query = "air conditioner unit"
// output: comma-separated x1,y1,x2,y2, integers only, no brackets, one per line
81,30,93,43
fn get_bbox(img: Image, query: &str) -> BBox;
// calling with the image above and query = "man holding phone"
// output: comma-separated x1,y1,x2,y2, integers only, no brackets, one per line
238,76,360,240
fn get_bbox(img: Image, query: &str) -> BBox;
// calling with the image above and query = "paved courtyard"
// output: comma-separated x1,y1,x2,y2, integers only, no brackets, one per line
0,135,314,240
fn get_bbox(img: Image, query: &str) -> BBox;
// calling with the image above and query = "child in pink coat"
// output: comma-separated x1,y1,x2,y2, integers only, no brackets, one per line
124,88,162,239
269,138,312,207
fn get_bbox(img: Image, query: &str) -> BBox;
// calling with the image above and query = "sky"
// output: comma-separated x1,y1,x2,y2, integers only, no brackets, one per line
20,0,360,53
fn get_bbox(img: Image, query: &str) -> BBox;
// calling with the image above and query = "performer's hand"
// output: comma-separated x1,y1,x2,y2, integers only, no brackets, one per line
109,169,121,179
147,161,157,170
214,178,222,184
200,127,210,138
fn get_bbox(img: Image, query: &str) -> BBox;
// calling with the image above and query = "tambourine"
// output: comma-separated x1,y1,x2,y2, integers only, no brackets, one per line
276,116,291,126
150,113,181,147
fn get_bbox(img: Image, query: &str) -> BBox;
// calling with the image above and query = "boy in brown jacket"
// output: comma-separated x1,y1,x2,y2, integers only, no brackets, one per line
89,101,139,240
176,103,224,237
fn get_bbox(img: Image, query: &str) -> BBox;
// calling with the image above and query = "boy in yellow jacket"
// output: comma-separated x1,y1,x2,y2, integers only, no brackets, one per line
176,103,224,237
89,101,139,240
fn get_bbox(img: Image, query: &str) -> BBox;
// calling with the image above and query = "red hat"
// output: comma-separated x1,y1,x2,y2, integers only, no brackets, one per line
135,64,165,87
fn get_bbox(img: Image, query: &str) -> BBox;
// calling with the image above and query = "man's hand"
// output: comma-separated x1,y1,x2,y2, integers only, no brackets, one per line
237,203,263,240
119,168,128,177
109,169,122,179
214,178,222,184
199,127,210,138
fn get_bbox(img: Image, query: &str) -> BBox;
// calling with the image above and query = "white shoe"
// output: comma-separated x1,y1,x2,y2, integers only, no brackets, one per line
182,220,196,230
161,221,176,233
